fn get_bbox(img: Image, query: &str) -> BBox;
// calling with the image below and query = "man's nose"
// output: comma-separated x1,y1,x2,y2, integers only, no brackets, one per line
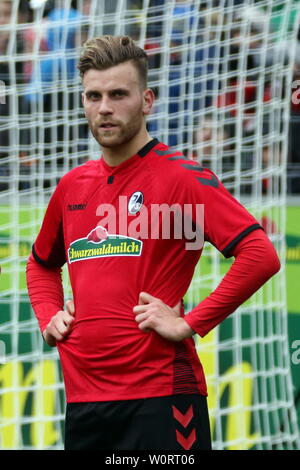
98,96,113,115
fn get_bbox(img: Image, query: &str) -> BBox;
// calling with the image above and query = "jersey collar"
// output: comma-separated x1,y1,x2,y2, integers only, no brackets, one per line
99,138,160,175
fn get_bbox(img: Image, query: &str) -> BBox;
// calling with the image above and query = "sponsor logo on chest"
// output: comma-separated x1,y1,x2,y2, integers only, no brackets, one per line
68,226,142,263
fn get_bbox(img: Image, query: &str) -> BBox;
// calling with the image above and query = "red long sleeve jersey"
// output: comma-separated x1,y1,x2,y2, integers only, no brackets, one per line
32,139,263,402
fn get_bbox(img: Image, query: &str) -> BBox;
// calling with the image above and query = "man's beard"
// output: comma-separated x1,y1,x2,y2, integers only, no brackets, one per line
90,117,143,149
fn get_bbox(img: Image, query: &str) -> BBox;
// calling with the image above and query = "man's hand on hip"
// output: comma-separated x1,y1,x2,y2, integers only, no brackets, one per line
43,300,75,347
133,292,194,341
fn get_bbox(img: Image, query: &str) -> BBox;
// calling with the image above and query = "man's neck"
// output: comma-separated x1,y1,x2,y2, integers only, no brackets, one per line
101,130,153,167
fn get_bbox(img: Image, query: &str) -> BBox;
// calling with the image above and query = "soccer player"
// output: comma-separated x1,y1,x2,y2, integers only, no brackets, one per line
26,35,280,450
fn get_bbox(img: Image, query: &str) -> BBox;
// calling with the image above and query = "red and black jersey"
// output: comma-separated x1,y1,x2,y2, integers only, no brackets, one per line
32,139,262,403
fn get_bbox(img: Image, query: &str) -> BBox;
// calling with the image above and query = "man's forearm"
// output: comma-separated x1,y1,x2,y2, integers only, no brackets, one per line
26,253,64,333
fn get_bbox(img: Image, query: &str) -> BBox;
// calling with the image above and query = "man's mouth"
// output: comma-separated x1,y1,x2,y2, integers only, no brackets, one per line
99,123,117,130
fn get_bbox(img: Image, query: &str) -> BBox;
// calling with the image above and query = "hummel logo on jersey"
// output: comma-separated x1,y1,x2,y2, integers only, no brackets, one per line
67,204,87,211
68,226,143,263
128,191,144,215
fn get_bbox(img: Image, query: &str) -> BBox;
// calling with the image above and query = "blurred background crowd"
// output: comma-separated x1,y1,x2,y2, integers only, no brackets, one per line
0,0,299,194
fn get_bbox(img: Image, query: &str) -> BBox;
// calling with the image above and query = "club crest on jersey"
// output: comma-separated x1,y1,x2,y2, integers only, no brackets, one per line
128,191,144,215
68,226,143,263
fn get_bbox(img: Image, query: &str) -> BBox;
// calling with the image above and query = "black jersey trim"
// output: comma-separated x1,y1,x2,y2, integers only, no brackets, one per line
32,244,50,268
221,224,264,258
138,138,160,157
173,342,199,395
168,155,189,161
154,149,177,156
32,240,66,268
181,163,204,172
196,174,219,188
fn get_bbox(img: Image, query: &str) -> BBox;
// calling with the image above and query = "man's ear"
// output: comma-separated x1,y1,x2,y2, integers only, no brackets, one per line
81,92,88,118
142,88,155,116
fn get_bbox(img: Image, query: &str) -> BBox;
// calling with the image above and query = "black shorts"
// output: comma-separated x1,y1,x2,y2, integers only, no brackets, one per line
64,394,211,450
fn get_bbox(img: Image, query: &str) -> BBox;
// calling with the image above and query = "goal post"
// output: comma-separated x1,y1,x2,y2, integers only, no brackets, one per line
0,0,299,450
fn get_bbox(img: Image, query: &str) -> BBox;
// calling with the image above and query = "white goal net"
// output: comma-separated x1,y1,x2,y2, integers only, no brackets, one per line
0,0,299,450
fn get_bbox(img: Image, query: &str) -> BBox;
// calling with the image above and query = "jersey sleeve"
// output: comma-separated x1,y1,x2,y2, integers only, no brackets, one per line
32,182,66,268
184,229,281,337
26,253,64,333
183,164,263,257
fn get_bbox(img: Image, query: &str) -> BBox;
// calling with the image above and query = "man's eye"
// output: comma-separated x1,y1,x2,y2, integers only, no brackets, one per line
88,93,100,100
113,91,126,97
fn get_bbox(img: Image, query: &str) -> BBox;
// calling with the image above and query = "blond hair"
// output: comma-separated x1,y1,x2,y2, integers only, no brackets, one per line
78,35,148,88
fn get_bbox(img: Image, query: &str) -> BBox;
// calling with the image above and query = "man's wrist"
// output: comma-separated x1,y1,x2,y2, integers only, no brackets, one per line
42,328,56,347
176,318,195,340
